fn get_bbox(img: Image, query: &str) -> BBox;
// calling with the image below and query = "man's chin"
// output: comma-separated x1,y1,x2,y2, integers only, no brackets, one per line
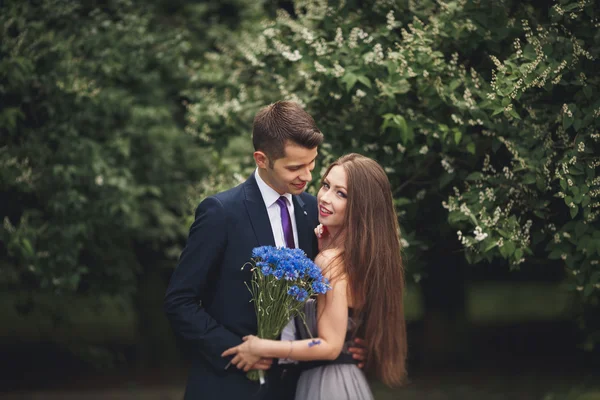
289,185,306,194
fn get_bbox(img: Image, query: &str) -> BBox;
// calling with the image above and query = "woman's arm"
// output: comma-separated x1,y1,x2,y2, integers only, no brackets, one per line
222,251,349,370
254,276,348,361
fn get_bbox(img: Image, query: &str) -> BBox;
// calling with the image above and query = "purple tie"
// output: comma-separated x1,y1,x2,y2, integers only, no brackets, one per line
276,196,295,248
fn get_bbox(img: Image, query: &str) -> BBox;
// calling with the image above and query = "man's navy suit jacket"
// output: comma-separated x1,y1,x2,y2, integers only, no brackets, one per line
164,173,319,400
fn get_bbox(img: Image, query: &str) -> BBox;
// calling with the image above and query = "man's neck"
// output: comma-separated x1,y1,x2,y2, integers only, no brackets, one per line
256,168,287,196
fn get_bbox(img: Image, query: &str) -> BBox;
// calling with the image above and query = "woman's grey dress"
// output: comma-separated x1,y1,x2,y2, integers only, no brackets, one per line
294,299,374,400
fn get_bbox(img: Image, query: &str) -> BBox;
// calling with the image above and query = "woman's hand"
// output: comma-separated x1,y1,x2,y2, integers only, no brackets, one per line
314,224,331,251
222,335,264,372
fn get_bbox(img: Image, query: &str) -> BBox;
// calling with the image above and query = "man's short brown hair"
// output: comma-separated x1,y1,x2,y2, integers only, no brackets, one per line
252,101,324,162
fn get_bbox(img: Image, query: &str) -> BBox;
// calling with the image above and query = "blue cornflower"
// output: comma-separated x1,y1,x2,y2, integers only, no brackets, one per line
288,285,300,297
252,246,271,260
295,288,309,302
311,281,329,294
306,264,322,280
272,269,284,280
259,264,273,276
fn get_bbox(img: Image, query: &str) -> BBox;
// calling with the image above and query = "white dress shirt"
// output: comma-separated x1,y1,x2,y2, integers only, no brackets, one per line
254,169,299,249
254,169,299,363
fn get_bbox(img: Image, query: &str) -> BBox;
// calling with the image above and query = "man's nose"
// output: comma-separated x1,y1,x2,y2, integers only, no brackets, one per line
299,168,312,182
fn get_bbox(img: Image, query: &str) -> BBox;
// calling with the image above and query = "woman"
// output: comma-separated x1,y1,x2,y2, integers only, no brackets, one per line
223,153,408,399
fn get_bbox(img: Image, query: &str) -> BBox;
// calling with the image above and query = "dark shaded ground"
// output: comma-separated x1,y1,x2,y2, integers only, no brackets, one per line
2,321,599,399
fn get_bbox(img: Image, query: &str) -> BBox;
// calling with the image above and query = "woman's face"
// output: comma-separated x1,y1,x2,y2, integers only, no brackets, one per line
317,165,348,230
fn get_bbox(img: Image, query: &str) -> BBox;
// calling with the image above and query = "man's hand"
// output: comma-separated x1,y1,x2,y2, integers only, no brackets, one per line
348,338,367,369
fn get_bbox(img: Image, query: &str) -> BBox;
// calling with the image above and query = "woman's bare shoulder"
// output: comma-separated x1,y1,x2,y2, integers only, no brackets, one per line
315,249,346,281
315,248,341,266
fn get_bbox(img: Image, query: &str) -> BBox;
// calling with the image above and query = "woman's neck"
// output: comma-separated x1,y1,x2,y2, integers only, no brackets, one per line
324,226,345,250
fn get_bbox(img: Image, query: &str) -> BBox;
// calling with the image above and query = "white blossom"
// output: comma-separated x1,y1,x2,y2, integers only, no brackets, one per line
474,226,488,241
386,10,396,30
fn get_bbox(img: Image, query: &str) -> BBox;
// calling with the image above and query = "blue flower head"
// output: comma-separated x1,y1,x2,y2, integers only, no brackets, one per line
251,246,271,260
287,285,300,297
295,288,308,302
311,281,329,295
250,246,330,295
272,268,284,280
257,261,272,276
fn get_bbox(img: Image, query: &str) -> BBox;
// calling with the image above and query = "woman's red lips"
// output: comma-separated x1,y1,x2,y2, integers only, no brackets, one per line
319,205,332,217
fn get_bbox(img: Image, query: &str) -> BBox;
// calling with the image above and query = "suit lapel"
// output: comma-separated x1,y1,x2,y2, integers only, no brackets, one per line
293,195,313,258
243,175,276,247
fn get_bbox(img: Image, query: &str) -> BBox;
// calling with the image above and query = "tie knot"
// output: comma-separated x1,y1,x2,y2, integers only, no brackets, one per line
276,196,288,208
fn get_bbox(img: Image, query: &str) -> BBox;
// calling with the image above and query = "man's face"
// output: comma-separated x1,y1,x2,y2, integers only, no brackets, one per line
255,142,318,195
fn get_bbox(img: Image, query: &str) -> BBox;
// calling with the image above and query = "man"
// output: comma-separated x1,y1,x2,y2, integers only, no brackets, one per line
164,101,363,400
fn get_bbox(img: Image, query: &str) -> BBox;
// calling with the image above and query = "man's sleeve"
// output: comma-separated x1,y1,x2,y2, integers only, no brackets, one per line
164,196,240,373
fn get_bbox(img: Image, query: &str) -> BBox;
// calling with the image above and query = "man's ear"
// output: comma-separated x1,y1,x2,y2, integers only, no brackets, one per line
253,151,269,169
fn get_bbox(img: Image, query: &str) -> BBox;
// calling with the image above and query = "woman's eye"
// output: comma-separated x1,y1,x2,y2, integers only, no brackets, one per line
322,182,330,189
337,191,347,198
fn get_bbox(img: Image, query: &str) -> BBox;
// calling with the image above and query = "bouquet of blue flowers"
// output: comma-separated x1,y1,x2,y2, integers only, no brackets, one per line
244,246,331,383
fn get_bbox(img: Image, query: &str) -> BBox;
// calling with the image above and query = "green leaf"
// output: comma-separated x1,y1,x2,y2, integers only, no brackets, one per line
582,196,591,207
454,130,462,145
563,115,573,130
503,241,515,256
466,142,476,154
509,108,521,120
392,115,414,144
395,197,412,206
342,72,358,92
21,239,34,257
548,249,562,260
497,229,510,238
356,75,372,88
571,186,580,197
465,172,483,181
492,139,502,153
514,248,523,260
575,223,588,238
533,210,546,218
570,207,579,219
523,174,536,185
439,172,455,189
483,240,498,252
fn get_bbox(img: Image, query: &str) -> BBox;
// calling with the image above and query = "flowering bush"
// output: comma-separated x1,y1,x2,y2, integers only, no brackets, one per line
185,0,600,344
245,246,330,381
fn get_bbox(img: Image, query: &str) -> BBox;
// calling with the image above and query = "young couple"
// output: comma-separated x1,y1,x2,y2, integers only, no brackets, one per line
164,101,407,400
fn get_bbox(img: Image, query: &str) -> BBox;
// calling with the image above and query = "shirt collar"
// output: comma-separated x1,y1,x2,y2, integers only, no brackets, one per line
254,169,293,208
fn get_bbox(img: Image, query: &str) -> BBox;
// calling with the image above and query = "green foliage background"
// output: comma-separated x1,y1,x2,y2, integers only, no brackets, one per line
185,0,600,344
1,0,600,357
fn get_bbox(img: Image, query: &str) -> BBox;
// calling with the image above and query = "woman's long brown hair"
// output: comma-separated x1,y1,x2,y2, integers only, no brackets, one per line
322,153,407,387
